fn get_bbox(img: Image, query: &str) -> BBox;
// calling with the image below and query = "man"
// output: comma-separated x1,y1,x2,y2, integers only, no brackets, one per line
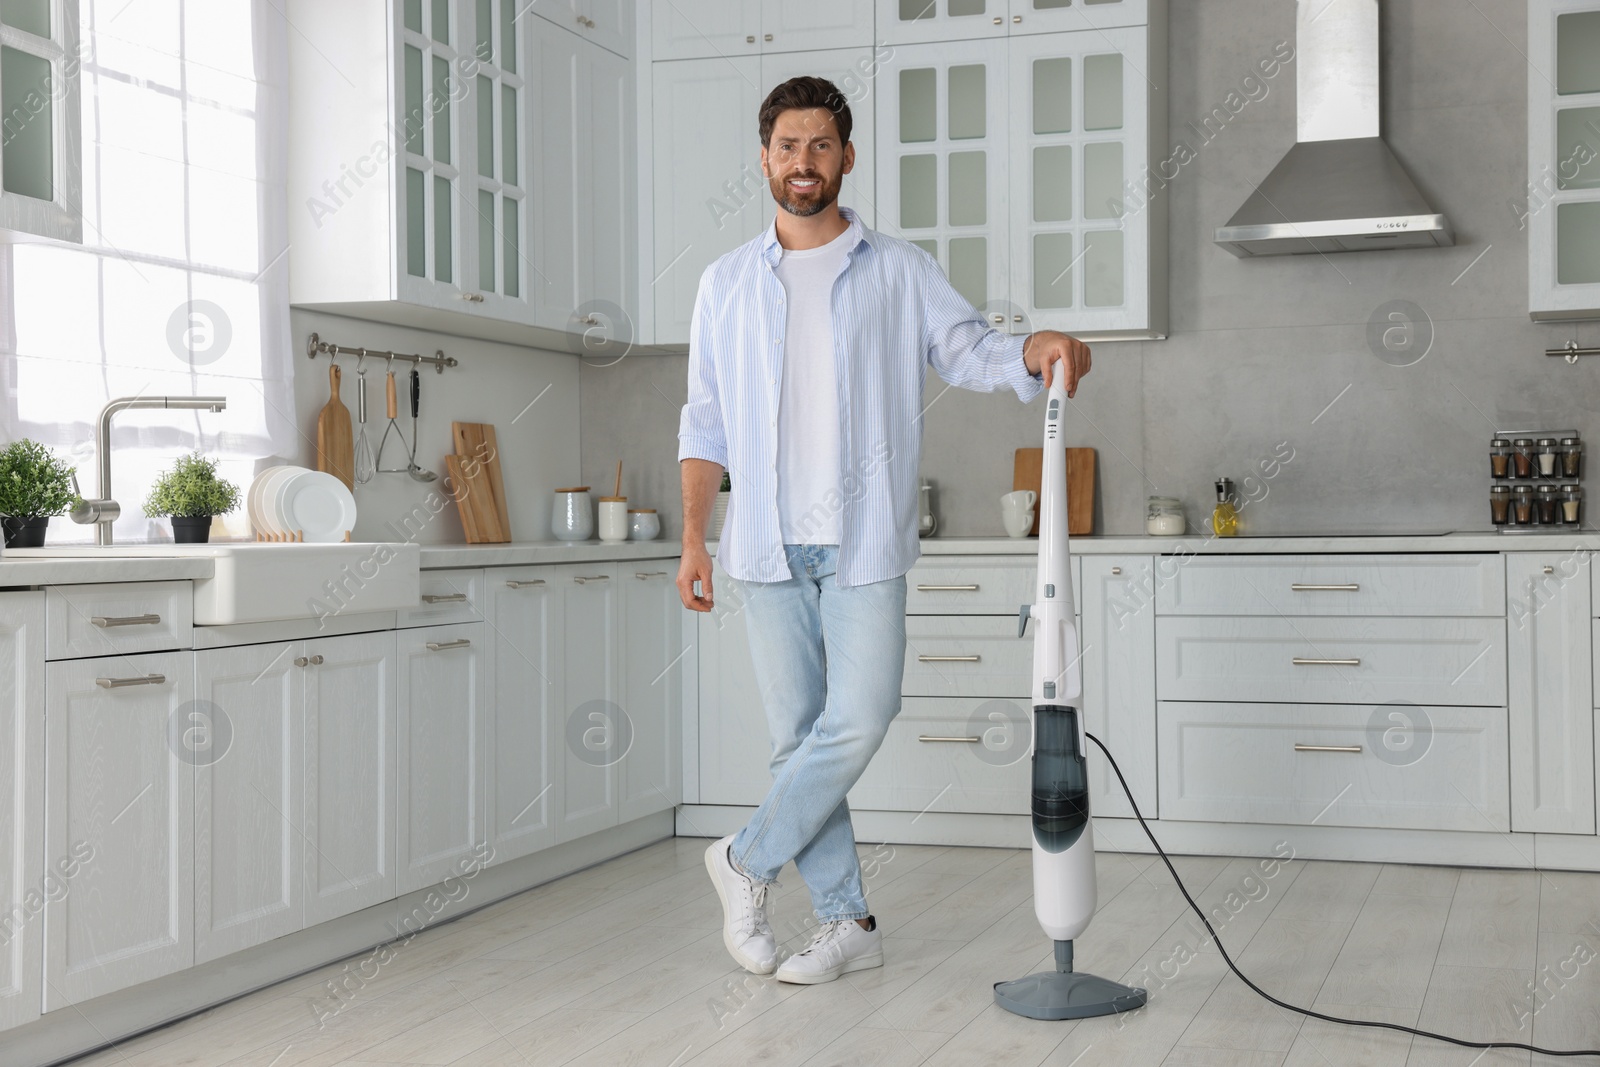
676,76,1090,985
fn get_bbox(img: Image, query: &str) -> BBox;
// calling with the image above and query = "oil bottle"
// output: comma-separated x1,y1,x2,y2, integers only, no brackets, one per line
1212,478,1239,537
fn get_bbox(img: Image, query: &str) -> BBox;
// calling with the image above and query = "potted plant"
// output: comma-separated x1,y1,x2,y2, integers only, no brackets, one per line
0,439,79,548
143,452,240,544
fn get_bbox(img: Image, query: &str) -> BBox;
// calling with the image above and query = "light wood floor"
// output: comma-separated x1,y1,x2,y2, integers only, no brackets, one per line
61,836,1600,1067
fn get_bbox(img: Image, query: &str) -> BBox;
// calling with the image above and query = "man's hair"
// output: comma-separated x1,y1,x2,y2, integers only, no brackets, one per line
758,76,853,149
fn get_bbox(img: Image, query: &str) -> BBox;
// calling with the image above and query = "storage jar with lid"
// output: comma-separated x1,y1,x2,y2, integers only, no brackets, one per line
1512,484,1534,524
1490,438,1511,479
1146,496,1185,536
1513,439,1536,478
627,508,661,540
1561,437,1584,479
1537,438,1560,478
1563,484,1584,526
552,486,594,541
1489,484,1510,526
1537,483,1560,524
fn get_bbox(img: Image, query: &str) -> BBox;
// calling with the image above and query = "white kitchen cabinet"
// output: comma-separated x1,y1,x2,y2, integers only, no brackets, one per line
531,0,635,58
1529,0,1600,320
0,0,81,243
303,630,398,927
1507,553,1595,834
619,567,686,821
194,643,302,965
1078,556,1156,819
556,564,623,841
531,23,637,337
43,652,195,1010
0,592,43,1033
485,569,560,864
653,0,872,61
696,560,773,807
397,623,488,894
877,0,1149,45
651,56,764,345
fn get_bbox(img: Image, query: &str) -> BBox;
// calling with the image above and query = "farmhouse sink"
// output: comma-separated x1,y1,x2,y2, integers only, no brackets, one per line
5,542,421,625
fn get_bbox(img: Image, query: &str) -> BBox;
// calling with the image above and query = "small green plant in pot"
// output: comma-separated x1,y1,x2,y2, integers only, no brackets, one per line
144,453,240,544
0,439,79,548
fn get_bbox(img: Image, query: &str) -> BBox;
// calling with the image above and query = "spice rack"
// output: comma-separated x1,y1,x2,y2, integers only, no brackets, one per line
1491,428,1583,532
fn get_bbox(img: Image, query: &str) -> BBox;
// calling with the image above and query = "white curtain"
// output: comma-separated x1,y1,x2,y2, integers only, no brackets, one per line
0,0,295,542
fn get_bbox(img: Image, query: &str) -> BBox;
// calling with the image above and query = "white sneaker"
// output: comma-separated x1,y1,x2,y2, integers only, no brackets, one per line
776,915,883,985
705,835,777,974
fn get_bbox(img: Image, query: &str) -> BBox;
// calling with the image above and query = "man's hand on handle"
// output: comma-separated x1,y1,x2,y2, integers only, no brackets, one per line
1023,331,1092,398
679,545,715,613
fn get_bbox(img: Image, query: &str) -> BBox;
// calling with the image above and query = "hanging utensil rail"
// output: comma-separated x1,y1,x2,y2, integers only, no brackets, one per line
306,332,458,373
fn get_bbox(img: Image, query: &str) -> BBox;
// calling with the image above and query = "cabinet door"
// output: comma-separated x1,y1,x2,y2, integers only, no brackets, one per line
0,593,43,1034
43,652,194,1010
304,630,397,926
1529,0,1600,319
759,47,879,230
619,567,686,822
876,0,1008,45
653,0,761,61
1008,0,1150,34
1008,27,1151,335
556,565,623,841
398,623,488,893
875,40,1010,316
0,0,81,242
1508,553,1595,834
579,0,635,58
1078,556,1157,819
487,570,559,863
530,19,583,330
651,56,763,344
697,560,773,806
396,0,469,307
762,0,875,51
194,643,302,965
581,40,638,338
464,0,532,318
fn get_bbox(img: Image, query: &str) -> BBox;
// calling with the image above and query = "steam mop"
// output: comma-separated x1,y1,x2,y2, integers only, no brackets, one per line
992,369,1148,1021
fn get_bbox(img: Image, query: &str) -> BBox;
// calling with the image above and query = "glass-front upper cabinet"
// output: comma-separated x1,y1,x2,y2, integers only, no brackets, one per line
877,0,1147,46
398,0,463,295
1530,0,1600,320
0,0,81,243
463,0,527,314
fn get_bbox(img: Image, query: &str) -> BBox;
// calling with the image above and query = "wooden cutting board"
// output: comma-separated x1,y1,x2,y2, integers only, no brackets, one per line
1013,447,1096,536
447,453,506,544
452,422,511,541
316,364,354,490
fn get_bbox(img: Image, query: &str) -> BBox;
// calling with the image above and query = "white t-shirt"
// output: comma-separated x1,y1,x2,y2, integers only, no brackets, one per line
774,225,854,544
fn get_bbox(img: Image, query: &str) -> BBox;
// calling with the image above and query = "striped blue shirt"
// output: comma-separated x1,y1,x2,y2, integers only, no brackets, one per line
679,205,1045,588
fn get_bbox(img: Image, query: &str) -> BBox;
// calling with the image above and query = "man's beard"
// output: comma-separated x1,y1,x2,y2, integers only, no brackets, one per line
771,169,843,217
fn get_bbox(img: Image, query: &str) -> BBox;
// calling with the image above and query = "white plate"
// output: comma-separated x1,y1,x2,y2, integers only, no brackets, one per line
248,465,291,536
259,465,305,536
277,470,357,543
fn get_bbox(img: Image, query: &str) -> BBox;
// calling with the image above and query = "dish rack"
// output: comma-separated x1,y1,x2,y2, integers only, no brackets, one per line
253,529,354,543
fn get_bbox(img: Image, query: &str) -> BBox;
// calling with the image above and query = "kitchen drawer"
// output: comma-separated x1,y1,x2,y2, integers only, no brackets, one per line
903,615,1070,699
906,556,1079,615
849,696,1030,814
1157,616,1506,707
1155,554,1504,617
45,581,193,660
1157,701,1509,832
397,568,485,628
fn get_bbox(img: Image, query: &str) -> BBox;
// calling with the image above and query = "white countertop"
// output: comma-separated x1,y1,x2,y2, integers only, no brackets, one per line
0,553,215,586
418,540,682,568
709,531,1600,556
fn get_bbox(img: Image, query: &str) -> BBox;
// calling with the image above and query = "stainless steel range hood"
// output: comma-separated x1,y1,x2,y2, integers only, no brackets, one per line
1214,0,1454,257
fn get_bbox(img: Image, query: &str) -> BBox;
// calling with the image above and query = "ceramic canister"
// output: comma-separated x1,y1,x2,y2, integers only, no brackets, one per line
627,508,660,540
552,486,594,541
597,496,629,542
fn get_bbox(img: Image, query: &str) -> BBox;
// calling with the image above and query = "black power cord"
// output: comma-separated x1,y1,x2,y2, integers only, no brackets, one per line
1085,731,1600,1059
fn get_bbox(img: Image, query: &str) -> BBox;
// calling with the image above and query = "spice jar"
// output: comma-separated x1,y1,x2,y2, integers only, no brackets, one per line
1490,484,1511,526
1563,484,1584,526
1513,439,1536,479
1512,484,1534,524
1537,483,1560,524
1537,438,1560,478
1490,438,1511,479
1146,496,1185,536
1561,437,1584,479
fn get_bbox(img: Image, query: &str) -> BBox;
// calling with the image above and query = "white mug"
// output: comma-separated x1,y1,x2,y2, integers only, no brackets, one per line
1001,490,1036,538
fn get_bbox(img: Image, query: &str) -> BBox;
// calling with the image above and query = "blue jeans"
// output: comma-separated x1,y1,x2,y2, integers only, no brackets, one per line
727,544,908,923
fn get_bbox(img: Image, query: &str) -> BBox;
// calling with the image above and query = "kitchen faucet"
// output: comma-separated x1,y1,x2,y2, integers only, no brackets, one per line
71,396,228,545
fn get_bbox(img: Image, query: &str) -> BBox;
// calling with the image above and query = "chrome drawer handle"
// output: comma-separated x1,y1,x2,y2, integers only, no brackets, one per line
506,579,546,589
1290,583,1359,592
635,571,668,579
573,575,610,584
91,613,161,628
916,584,980,592
917,654,981,663
1292,657,1361,667
421,593,468,604
1294,743,1363,754
425,638,472,652
95,673,167,689
1111,567,1122,575
918,735,982,743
